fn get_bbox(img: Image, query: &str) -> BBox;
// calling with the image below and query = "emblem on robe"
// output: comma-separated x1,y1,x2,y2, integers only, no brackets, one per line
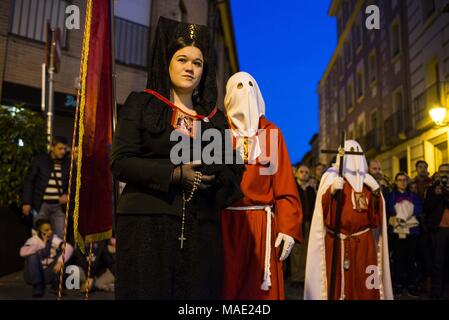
236,137,254,163
354,192,368,211
171,109,198,138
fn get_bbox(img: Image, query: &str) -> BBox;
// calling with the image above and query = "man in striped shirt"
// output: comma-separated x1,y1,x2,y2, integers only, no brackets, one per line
22,136,71,238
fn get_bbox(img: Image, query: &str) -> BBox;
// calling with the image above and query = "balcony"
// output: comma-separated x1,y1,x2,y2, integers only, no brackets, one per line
115,17,149,68
413,81,449,129
362,129,381,152
9,0,68,47
384,111,409,147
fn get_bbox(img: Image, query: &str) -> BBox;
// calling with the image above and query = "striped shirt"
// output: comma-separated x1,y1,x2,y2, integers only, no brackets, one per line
43,162,63,201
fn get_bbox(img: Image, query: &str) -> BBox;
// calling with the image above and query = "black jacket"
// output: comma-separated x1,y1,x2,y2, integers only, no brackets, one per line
22,153,71,210
297,184,316,223
110,92,243,220
424,184,449,231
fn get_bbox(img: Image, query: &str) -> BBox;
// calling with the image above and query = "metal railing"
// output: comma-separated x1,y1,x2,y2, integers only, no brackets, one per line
9,0,67,46
384,110,410,146
362,129,380,152
9,1,150,69
115,16,149,68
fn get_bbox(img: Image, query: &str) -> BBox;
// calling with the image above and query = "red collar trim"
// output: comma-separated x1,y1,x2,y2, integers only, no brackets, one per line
144,89,218,122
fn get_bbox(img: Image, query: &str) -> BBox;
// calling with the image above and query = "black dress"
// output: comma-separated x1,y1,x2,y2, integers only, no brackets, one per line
112,92,243,300
111,17,243,300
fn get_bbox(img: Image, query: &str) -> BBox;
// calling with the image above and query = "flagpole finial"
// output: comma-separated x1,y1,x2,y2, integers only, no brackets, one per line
338,146,345,157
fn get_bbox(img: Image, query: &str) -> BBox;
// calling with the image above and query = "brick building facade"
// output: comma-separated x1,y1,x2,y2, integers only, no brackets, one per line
316,0,449,179
0,0,238,142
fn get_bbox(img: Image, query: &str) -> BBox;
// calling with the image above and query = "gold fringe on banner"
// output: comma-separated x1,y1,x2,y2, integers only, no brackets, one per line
73,0,92,254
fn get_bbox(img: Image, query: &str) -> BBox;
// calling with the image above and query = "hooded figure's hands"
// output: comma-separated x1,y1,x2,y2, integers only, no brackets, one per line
364,176,380,192
331,177,345,194
275,233,295,261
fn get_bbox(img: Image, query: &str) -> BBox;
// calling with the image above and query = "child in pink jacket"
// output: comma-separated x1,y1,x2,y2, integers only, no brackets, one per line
20,219,73,297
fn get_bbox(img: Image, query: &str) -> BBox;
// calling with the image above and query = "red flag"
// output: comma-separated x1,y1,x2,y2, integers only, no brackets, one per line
73,0,113,251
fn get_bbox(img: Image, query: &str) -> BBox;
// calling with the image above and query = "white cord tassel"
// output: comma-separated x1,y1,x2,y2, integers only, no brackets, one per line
261,206,273,291
224,205,274,291
326,227,370,300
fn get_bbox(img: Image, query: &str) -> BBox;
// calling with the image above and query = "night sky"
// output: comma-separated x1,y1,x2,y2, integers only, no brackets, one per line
230,0,336,163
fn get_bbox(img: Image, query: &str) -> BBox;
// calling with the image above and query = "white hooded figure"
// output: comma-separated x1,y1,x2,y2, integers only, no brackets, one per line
221,72,302,299
224,71,265,163
304,140,393,300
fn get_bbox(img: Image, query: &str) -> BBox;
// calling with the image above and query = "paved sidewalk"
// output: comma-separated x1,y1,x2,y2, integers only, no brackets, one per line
0,271,114,300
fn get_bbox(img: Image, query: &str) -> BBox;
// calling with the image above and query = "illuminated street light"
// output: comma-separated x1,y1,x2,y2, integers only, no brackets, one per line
429,106,447,126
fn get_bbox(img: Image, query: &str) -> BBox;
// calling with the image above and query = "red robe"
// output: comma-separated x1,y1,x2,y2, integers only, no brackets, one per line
322,180,382,300
221,117,303,300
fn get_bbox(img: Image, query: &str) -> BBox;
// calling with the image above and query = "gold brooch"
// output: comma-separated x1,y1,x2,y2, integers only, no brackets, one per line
188,24,196,40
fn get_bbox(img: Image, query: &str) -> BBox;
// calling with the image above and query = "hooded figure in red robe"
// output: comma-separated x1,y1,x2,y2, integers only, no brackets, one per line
304,140,393,300
221,72,303,300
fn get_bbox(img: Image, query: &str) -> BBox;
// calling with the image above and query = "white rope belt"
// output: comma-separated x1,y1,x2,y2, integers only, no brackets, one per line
226,205,274,291
326,227,371,300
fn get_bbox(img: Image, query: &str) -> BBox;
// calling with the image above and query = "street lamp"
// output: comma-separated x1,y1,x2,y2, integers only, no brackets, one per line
429,106,447,126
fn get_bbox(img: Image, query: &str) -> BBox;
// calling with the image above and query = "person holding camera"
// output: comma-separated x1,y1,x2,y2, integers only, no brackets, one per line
424,163,449,299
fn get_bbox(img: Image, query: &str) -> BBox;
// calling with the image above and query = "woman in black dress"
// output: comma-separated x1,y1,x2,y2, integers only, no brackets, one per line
111,17,243,299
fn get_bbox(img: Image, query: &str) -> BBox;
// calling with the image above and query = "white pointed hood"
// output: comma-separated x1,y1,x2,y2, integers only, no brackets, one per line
340,140,378,193
224,72,265,162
